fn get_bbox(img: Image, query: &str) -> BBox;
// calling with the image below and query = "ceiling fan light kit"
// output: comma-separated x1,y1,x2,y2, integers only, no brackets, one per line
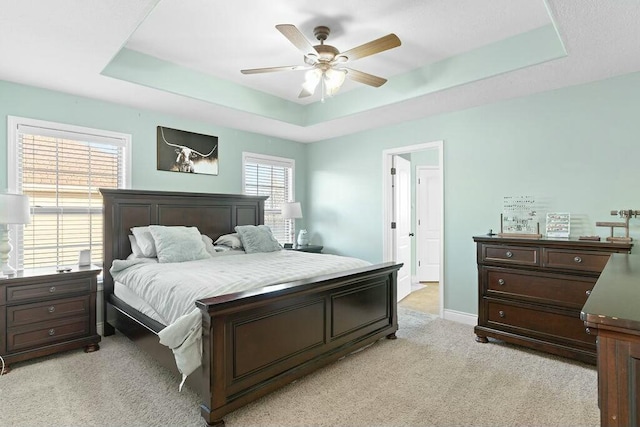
241,24,401,102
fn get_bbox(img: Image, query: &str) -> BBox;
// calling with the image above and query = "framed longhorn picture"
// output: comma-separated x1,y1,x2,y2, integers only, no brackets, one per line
157,126,219,175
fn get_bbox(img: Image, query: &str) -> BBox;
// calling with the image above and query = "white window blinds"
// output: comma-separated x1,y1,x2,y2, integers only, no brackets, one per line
242,153,295,243
10,118,130,269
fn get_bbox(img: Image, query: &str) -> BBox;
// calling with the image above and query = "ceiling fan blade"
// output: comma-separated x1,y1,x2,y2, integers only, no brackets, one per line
336,34,401,63
241,65,312,74
345,68,388,87
276,24,319,61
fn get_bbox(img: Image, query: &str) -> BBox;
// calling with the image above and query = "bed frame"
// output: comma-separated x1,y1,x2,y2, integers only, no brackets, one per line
101,188,401,426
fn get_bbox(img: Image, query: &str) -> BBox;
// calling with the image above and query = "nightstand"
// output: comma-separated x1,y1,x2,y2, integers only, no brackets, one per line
0,265,101,373
286,245,323,253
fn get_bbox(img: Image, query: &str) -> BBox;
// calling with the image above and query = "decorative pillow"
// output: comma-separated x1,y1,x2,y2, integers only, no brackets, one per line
148,225,211,263
130,226,157,257
214,233,243,249
128,235,145,258
234,225,282,254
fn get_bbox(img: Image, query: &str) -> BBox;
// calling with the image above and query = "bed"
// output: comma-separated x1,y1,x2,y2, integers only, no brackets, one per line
101,188,402,426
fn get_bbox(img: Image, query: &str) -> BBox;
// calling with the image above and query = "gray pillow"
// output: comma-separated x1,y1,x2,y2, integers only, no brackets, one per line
148,225,211,263
235,225,282,254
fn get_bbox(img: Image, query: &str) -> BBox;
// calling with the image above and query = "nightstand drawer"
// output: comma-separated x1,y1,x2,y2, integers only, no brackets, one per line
6,277,93,303
7,316,90,352
7,295,91,328
481,244,539,266
485,268,596,308
543,249,611,273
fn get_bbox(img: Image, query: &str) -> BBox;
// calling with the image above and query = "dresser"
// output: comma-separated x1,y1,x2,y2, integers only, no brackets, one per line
0,266,101,372
285,244,323,253
473,236,631,363
582,253,640,427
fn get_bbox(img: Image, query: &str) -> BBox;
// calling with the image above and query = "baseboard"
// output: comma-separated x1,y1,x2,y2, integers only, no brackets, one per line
443,309,477,326
97,321,104,336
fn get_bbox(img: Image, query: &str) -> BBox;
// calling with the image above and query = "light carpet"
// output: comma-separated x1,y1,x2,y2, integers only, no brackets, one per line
1,307,599,426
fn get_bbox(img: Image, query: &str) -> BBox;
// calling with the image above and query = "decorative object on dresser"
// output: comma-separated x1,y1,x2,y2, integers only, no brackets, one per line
581,253,640,427
545,212,570,238
0,193,31,277
281,201,303,244
499,195,541,238
473,235,632,364
596,209,640,242
297,228,310,246
0,266,101,373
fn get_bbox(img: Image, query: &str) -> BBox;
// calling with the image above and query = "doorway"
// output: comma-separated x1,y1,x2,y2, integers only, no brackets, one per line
382,141,444,316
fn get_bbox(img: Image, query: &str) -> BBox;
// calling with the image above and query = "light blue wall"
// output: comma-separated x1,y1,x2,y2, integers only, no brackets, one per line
307,71,640,315
0,80,308,226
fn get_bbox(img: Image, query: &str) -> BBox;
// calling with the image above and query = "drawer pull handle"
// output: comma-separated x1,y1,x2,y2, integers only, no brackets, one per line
505,251,513,258
48,329,55,336
585,327,591,335
48,306,56,313
585,289,592,296
49,286,56,293
574,256,582,263
498,310,505,318
498,279,505,286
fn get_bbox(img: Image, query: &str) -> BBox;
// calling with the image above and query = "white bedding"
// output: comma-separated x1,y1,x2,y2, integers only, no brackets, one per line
110,250,371,386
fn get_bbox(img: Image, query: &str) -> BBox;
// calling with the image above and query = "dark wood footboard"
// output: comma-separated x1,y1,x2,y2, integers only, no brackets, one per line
196,262,400,426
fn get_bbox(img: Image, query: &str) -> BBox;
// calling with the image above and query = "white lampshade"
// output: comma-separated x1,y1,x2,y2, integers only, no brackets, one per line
281,202,303,219
0,193,31,225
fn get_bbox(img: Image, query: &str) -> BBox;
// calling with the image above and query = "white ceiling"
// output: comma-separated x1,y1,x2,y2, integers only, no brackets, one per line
1,1,640,143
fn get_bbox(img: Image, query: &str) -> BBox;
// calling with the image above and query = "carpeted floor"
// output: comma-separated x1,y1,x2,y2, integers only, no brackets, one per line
1,307,599,427
399,282,439,315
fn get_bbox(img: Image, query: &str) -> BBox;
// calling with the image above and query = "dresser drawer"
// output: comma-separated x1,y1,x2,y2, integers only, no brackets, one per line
6,295,91,328
543,249,612,273
7,316,90,352
486,301,595,346
6,277,93,303
485,268,596,308
481,244,539,267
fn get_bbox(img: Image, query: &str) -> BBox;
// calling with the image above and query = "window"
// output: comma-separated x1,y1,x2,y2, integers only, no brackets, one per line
8,116,131,270
242,152,295,243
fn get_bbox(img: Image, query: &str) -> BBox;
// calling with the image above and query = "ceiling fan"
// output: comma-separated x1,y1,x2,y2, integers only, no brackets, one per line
241,24,401,100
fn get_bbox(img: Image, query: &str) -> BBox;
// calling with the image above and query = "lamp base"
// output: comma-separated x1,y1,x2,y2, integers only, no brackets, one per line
0,224,16,278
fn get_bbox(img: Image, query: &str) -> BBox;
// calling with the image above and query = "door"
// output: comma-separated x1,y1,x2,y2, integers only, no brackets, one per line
416,167,441,281
393,155,412,301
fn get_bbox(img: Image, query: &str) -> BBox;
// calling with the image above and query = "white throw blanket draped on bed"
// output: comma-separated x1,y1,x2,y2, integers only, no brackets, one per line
110,250,371,387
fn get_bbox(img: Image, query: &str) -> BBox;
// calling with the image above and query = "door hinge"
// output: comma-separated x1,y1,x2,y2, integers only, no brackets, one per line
391,222,396,229
418,260,421,267
390,167,396,175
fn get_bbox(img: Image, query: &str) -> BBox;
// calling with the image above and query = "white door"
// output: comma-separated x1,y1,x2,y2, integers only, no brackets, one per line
393,156,412,301
416,167,441,281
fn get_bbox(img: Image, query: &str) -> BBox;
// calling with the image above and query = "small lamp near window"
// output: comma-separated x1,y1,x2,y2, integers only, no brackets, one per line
0,193,31,277
281,202,303,246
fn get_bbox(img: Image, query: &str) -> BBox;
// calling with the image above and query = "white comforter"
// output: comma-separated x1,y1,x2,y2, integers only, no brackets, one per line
110,250,371,386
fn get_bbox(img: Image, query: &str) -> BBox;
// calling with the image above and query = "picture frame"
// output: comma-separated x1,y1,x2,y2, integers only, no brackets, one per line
546,212,570,238
157,126,219,175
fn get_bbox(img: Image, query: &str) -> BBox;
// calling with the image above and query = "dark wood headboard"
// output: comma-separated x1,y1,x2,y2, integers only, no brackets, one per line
100,188,267,297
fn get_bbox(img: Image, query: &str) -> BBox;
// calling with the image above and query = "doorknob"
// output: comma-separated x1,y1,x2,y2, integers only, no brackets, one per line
409,233,415,237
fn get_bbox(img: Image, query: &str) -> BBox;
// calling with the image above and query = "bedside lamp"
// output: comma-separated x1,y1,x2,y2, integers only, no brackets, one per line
0,193,31,277
281,202,303,246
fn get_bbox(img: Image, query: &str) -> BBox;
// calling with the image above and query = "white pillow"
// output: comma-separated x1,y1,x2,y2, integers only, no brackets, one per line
148,225,210,263
214,233,243,249
130,226,157,258
128,235,145,258
201,234,217,257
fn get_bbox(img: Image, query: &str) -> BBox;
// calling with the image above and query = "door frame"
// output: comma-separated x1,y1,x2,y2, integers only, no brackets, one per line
382,141,444,316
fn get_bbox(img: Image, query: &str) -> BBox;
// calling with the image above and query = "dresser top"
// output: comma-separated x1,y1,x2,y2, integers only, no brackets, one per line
581,252,640,331
0,265,101,283
473,235,633,251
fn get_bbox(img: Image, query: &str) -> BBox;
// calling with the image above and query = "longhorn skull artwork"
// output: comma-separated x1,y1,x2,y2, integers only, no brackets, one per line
157,126,219,175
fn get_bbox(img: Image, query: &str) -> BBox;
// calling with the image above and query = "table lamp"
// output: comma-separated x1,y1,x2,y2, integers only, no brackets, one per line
281,202,303,246
0,193,31,277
